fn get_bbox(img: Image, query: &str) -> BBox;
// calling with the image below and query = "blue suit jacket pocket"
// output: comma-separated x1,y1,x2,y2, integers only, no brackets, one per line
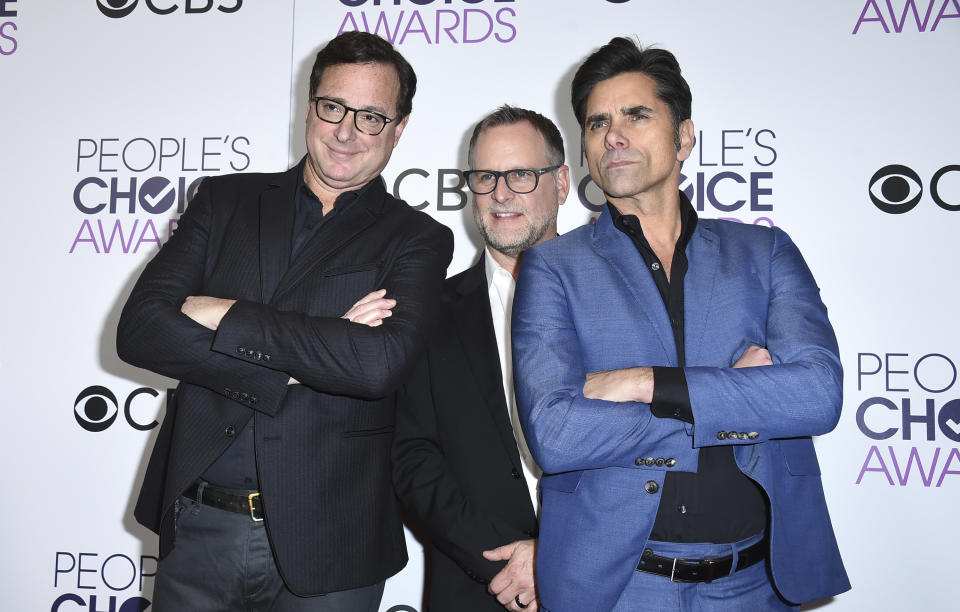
779,438,821,476
540,470,583,493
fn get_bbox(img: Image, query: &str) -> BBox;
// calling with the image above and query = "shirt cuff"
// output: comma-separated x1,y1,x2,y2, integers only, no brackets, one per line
650,366,694,423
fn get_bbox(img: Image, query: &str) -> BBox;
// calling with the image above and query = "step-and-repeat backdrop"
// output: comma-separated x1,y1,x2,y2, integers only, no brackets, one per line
2,1,958,610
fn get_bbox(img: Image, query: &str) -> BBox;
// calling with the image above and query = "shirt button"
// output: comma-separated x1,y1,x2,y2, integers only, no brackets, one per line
644,480,659,494
651,262,661,271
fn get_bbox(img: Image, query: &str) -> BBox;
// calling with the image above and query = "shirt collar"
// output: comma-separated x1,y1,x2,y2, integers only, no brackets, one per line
607,190,699,251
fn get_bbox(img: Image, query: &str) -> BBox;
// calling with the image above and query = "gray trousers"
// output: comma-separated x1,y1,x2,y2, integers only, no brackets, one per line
151,495,385,611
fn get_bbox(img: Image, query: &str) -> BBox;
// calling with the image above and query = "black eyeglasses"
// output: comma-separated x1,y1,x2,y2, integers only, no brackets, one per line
463,166,560,195
310,97,395,136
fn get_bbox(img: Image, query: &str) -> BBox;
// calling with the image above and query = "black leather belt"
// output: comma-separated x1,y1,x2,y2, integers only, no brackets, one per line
636,538,767,583
184,481,263,522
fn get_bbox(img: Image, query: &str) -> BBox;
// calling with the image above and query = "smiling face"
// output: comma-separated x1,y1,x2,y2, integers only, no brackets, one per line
470,121,569,265
304,62,409,203
583,71,693,212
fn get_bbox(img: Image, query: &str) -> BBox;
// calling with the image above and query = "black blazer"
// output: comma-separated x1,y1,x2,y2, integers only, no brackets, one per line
392,257,539,611
117,160,453,596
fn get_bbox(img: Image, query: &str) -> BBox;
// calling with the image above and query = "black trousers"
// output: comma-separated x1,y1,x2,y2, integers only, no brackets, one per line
151,494,385,611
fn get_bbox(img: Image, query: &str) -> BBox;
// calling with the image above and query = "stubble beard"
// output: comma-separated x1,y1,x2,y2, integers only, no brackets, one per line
473,202,556,258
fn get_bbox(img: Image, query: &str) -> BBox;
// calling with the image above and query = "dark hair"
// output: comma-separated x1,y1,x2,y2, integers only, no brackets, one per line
467,105,565,169
308,31,417,120
571,37,691,147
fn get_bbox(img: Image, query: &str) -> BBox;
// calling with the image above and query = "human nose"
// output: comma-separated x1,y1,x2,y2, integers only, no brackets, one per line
334,110,358,141
491,174,514,202
604,119,628,151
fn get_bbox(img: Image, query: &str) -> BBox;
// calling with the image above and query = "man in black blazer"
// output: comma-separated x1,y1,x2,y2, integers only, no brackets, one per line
117,32,452,611
392,106,569,612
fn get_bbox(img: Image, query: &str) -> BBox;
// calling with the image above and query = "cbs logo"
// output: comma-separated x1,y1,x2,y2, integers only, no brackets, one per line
869,164,959,214
74,386,169,432
96,0,242,19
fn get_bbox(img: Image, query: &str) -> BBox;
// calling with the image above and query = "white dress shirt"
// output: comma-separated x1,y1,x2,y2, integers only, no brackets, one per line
485,248,542,513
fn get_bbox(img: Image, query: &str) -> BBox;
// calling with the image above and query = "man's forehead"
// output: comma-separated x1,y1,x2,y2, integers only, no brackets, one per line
475,122,548,162
587,71,660,109
315,62,400,97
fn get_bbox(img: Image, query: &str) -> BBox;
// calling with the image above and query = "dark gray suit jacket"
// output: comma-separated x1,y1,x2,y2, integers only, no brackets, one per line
393,257,539,611
117,160,453,596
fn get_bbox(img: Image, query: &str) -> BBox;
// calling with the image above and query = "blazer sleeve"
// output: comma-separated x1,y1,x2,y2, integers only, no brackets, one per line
392,352,527,583
684,226,843,447
116,178,291,415
210,218,454,400
512,247,691,475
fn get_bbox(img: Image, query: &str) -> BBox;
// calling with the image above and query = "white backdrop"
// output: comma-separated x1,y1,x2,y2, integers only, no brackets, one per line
2,1,958,610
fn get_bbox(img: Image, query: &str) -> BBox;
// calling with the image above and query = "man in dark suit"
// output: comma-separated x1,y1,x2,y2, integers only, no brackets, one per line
392,106,570,612
116,32,452,611
511,38,849,611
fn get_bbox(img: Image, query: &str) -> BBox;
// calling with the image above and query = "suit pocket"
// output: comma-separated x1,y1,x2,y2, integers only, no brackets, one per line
779,438,821,476
322,263,380,278
342,425,395,439
540,470,583,493
295,267,379,316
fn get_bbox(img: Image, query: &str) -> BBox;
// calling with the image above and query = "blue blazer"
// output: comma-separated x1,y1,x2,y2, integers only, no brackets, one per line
512,208,850,610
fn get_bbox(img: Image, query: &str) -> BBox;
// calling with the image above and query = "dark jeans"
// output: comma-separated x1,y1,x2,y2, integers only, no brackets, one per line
151,494,385,611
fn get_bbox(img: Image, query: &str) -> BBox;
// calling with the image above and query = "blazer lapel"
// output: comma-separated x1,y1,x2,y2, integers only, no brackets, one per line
451,258,525,469
590,209,678,365
683,223,720,366
257,166,299,303
269,178,381,304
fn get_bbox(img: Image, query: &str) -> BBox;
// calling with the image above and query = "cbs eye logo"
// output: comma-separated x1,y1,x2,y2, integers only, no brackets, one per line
869,164,960,214
74,386,165,432
96,0,242,19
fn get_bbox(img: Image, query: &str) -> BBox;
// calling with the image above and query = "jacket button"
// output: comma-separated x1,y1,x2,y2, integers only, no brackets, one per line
236,347,245,355
224,387,231,397
511,468,521,479
225,425,236,437
250,395,258,405
748,431,759,440
665,458,677,468
644,480,659,494
655,457,665,467
241,392,249,401
644,457,655,466
738,432,748,440
255,351,263,360
231,391,240,400
717,431,727,440
264,354,271,362
246,349,255,357
635,457,644,466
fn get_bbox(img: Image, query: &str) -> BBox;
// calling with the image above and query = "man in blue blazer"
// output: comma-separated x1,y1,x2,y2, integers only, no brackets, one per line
511,37,850,611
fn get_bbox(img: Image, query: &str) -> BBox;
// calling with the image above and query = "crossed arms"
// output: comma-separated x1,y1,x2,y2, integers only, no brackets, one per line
511,226,843,475
116,176,452,414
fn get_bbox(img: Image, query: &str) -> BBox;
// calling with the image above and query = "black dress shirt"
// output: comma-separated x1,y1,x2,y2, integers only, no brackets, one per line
608,193,767,543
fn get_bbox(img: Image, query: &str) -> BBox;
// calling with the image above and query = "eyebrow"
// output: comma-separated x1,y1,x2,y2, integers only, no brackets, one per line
585,104,656,126
622,104,655,116
585,111,610,125
318,95,391,116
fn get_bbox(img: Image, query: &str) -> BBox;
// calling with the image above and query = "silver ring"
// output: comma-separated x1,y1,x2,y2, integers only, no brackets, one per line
515,594,528,609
